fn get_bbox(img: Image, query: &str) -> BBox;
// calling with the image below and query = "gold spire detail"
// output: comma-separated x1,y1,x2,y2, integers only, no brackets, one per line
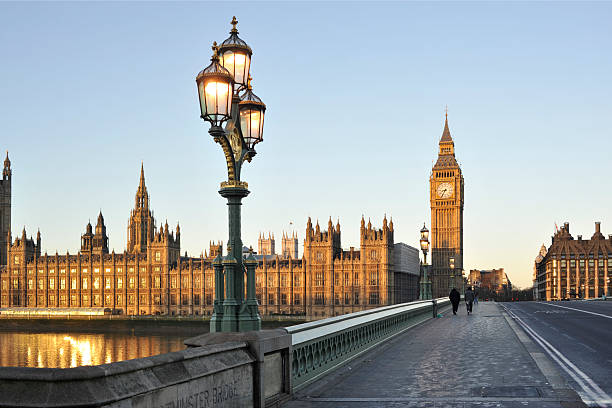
231,16,238,33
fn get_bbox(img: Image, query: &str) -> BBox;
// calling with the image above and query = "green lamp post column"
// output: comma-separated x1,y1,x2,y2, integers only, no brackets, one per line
419,223,432,300
196,17,266,332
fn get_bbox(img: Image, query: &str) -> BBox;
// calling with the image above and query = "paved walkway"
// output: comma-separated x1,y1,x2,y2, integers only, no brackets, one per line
283,302,586,408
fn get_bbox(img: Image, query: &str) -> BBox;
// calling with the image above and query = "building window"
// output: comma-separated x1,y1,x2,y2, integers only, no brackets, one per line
315,272,323,287
105,277,111,290
281,274,287,288
71,278,77,290
194,294,200,305
28,279,34,290
293,275,300,287
344,273,350,287
206,294,212,305
182,277,189,289
170,294,177,305
334,293,340,305
12,279,19,289
268,294,275,305
171,276,177,289
154,276,161,289
154,295,161,305
116,295,122,305
60,278,66,290
38,279,44,290
155,251,161,262
194,276,200,289
129,277,135,289
354,292,360,305
49,278,55,290
14,256,19,265
28,269,33,275
369,271,379,286
182,294,189,305
294,294,301,305
93,277,100,290
71,294,77,306
94,268,99,274
140,294,147,305
256,275,262,287
93,295,100,306
82,294,89,305
140,277,147,289
268,275,275,288
128,295,135,305
49,294,55,305
117,277,123,289
256,294,262,305
314,292,324,305
105,268,111,273
369,292,380,305
206,275,213,288
117,267,122,273
345,292,350,305
281,293,287,305
105,294,112,306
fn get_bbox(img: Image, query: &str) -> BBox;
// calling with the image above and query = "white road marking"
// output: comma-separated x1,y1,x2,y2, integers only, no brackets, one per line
538,302,612,319
579,343,596,353
502,305,612,407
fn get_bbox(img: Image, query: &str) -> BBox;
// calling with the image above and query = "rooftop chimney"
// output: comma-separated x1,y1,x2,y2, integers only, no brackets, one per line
578,235,582,240
595,221,601,233
564,222,569,233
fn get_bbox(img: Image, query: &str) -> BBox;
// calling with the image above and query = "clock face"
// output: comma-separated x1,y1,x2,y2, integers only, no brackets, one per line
437,182,454,198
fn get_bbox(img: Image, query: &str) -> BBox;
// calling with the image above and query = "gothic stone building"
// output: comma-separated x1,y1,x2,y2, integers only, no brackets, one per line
534,222,612,300
430,114,465,297
1,158,419,317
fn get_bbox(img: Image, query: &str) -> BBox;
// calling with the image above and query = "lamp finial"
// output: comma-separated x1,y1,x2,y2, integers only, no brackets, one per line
231,16,238,33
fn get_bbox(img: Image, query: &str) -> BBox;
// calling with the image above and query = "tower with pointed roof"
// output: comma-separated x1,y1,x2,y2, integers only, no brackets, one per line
0,151,11,266
127,163,156,253
430,112,465,297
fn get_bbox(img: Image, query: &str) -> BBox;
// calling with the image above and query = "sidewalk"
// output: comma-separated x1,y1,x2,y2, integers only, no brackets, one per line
283,302,586,408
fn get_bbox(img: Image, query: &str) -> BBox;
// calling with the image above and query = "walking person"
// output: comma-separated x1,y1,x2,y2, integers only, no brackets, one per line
465,286,475,315
449,287,461,315
473,287,479,307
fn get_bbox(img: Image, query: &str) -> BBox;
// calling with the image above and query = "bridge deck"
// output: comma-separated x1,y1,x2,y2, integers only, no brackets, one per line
283,302,586,408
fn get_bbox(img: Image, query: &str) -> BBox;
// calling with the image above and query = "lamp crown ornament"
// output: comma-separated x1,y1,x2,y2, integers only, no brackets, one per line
231,16,238,33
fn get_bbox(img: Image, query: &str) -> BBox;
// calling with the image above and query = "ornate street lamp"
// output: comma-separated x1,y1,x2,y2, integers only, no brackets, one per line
419,223,432,300
449,257,455,291
196,17,266,333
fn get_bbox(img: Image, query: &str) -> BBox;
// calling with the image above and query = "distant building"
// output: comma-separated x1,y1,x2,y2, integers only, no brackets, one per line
281,231,299,259
468,268,511,294
258,232,275,256
0,152,11,267
534,222,612,300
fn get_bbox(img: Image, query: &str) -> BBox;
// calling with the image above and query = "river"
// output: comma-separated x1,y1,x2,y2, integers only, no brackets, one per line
0,318,301,368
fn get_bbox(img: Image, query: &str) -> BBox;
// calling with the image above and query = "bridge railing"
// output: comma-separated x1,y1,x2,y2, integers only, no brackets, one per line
285,298,450,391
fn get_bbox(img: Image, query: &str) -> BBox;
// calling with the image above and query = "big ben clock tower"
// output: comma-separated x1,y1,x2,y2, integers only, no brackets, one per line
430,112,464,298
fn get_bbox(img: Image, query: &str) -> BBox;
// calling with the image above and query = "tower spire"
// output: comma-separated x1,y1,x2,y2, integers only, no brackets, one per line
140,161,145,188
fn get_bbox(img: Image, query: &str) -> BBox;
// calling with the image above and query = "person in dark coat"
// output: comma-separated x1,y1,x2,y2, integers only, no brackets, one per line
465,286,475,315
449,288,461,315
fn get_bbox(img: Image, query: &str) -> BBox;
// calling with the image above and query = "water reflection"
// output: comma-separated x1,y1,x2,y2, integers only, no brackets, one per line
0,332,186,368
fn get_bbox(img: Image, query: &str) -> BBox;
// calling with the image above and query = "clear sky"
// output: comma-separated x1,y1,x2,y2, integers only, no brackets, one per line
1,1,611,289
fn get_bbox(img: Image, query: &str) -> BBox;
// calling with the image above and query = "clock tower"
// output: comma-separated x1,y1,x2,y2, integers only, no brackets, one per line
430,112,464,297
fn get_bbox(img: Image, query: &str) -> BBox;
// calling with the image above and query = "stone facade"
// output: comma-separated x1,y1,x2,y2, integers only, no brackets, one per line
0,152,10,268
258,232,275,256
534,222,612,300
0,161,419,318
430,114,464,298
468,268,511,294
281,231,299,259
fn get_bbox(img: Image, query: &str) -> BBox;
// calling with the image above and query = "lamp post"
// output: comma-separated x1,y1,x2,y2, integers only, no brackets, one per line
196,17,266,332
449,257,455,292
419,223,432,300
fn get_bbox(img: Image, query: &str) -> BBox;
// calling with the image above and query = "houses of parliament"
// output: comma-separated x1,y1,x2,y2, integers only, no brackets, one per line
0,113,463,315
0,155,420,317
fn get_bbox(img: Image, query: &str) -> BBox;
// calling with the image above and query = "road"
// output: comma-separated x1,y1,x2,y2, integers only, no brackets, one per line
502,301,612,407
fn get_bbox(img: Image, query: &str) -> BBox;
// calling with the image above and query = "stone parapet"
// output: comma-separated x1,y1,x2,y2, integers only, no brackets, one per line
0,341,254,407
